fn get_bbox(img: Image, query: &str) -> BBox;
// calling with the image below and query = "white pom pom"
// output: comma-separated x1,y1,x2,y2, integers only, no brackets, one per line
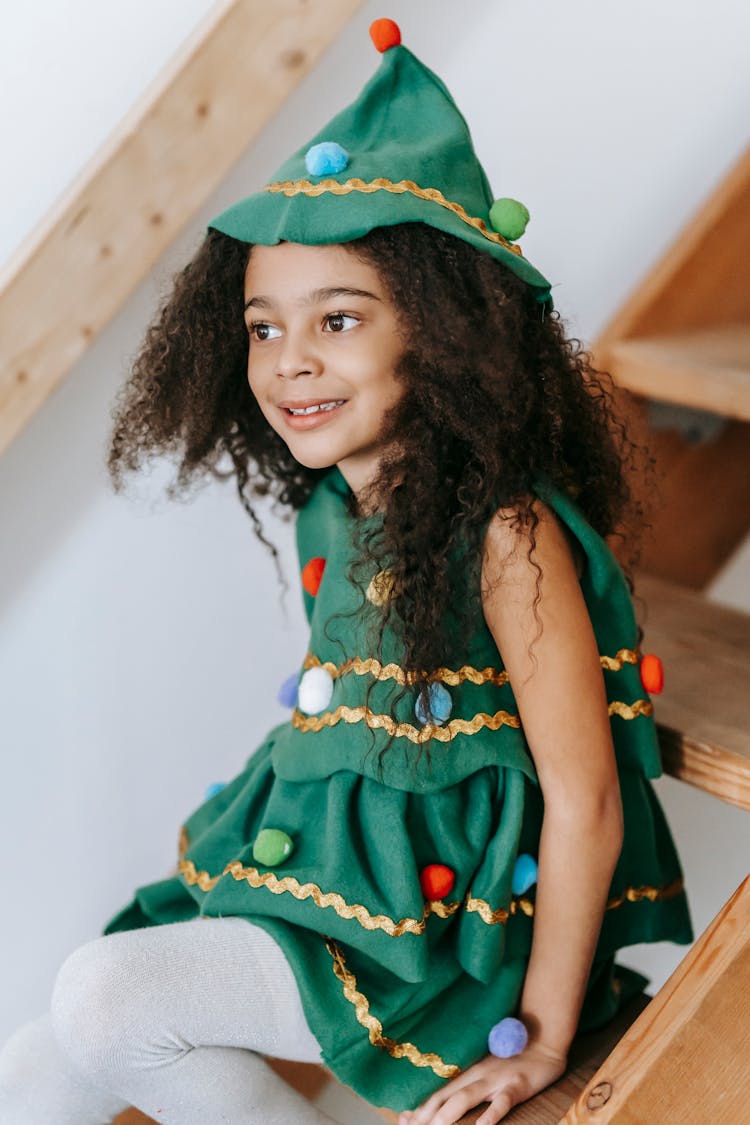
297,666,334,714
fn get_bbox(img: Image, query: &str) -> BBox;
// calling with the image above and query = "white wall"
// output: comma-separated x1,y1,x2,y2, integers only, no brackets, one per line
2,0,749,1081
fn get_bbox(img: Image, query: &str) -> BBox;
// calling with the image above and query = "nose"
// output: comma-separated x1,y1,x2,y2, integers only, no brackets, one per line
276,325,323,380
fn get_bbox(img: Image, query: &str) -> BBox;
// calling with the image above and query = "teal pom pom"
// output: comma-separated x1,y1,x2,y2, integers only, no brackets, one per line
415,682,453,726
488,1017,528,1058
489,198,530,241
204,781,226,800
512,853,539,895
305,141,349,176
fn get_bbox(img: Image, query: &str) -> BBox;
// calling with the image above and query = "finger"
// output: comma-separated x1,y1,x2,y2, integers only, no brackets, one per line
428,1083,492,1125
476,1086,520,1124
406,1069,487,1123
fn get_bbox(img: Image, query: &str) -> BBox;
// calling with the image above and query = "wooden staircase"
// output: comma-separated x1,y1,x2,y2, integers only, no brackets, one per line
594,144,750,590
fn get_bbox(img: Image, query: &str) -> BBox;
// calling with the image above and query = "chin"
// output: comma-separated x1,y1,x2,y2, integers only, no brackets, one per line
287,448,339,471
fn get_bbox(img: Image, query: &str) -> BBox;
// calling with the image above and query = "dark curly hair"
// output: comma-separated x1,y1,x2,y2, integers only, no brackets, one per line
107,222,655,773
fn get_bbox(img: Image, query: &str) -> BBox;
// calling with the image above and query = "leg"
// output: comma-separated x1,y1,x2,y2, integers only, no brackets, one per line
0,1011,130,1125
49,916,339,1125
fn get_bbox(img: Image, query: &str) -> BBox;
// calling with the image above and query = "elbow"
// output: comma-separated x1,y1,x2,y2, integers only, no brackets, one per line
543,784,625,851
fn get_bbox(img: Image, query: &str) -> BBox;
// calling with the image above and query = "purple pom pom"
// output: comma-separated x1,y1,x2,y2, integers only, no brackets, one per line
277,672,299,709
488,1017,528,1058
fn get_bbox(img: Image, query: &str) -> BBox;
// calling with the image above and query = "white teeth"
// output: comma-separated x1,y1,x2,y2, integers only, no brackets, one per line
288,400,345,416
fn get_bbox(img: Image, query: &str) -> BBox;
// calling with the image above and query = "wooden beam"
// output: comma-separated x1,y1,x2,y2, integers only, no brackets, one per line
596,144,750,346
604,326,750,422
0,0,364,457
635,572,750,811
561,873,750,1124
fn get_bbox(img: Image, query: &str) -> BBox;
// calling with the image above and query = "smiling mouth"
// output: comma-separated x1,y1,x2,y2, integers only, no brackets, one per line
283,400,347,416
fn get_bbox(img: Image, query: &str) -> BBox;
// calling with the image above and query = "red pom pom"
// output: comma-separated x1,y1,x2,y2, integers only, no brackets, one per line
419,864,455,900
369,18,401,53
640,653,664,694
301,557,326,597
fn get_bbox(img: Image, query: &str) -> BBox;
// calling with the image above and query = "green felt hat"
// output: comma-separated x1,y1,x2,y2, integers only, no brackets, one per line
208,18,553,308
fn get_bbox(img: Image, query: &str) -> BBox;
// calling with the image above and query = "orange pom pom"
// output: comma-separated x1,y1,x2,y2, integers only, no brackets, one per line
301,557,326,596
640,653,664,694
369,18,401,53
419,864,455,900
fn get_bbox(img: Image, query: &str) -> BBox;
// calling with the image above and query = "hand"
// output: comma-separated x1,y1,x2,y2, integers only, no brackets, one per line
397,1042,568,1125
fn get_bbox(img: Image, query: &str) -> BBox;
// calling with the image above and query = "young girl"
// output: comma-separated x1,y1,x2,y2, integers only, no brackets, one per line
0,18,693,1125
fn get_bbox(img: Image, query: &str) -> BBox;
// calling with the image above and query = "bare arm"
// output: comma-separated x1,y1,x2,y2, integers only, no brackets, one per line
480,498,624,1056
401,500,625,1124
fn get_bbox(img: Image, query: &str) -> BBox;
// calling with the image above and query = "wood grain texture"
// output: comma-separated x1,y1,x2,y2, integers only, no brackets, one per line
0,0,364,457
605,326,750,420
595,145,750,345
635,571,750,810
561,873,750,1124
623,399,750,588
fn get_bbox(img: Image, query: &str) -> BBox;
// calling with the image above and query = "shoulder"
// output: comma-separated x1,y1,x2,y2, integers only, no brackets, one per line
481,494,584,594
479,492,592,688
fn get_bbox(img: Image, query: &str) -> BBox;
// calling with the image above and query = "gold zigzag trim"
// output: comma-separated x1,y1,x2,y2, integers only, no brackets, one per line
601,648,640,671
466,876,685,924
178,829,684,932
264,177,523,258
606,878,685,910
325,937,461,1079
291,696,650,740
223,861,460,935
303,653,511,687
609,698,653,720
302,647,641,685
291,703,521,743
178,852,460,935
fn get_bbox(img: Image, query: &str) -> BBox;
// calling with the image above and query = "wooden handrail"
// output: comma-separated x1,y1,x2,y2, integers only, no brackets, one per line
0,0,364,458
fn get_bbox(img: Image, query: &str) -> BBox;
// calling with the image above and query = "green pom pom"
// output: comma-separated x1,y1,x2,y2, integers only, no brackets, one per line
489,198,530,241
253,828,294,866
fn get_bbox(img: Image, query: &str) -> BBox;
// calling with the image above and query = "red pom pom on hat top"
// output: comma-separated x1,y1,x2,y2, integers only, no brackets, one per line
370,18,401,52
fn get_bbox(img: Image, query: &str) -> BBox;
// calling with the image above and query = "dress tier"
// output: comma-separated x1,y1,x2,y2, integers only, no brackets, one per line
103,465,693,1113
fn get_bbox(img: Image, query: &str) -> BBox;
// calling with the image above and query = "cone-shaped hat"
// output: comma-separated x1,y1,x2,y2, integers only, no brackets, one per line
208,18,553,307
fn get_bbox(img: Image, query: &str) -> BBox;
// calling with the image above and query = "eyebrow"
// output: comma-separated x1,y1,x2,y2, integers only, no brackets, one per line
244,286,382,312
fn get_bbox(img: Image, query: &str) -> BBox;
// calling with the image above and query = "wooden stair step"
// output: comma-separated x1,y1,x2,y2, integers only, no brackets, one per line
636,571,750,810
606,324,750,420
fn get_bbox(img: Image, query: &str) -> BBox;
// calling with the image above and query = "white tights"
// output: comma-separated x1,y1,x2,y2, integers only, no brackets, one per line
0,916,341,1125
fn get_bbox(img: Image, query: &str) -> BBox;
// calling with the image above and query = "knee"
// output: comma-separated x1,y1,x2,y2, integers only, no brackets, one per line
50,935,137,1081
0,1013,53,1091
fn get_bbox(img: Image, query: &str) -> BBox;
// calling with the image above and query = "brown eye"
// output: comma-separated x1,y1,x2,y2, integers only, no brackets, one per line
249,322,280,341
325,313,358,333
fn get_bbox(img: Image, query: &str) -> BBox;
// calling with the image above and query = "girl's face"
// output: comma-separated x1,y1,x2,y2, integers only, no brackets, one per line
243,241,405,498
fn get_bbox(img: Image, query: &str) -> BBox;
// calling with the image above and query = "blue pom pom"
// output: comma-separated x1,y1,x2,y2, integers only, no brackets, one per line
512,853,539,895
414,682,453,726
488,1017,528,1058
305,141,349,177
204,781,227,800
277,672,299,709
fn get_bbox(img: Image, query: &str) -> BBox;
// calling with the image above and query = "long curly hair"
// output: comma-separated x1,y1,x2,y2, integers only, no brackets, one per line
108,222,655,773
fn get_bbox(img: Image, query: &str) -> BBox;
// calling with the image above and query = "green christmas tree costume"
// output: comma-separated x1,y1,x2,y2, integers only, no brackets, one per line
103,465,693,1113
103,18,693,1112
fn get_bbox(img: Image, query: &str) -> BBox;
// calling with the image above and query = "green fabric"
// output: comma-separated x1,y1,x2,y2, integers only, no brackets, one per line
102,466,693,1112
207,41,554,308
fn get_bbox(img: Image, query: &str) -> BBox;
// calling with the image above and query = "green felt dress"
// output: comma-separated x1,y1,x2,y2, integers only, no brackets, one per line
103,465,694,1113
